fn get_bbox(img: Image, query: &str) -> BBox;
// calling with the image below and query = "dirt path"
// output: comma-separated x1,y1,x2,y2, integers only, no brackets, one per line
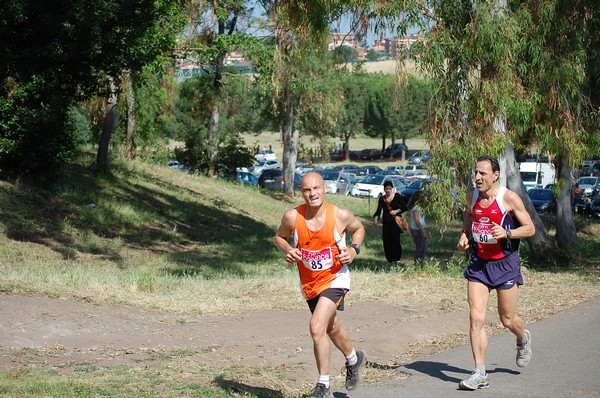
0,293,477,390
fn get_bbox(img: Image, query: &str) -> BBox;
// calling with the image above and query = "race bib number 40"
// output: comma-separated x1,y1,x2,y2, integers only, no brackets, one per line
301,247,334,271
472,221,497,244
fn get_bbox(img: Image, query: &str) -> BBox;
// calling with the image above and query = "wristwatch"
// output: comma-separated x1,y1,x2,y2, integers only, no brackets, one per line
350,244,361,255
506,229,512,239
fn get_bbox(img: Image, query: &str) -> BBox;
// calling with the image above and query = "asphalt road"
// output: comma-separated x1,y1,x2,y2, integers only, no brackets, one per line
338,296,600,398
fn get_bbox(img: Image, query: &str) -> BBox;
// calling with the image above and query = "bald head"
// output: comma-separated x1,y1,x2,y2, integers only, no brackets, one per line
300,172,326,208
301,172,324,188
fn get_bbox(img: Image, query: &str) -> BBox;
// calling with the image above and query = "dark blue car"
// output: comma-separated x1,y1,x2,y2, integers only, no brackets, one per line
528,188,556,214
400,179,432,201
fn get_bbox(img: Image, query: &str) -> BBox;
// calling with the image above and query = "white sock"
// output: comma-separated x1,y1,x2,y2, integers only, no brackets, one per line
346,349,357,366
475,364,486,375
318,375,329,388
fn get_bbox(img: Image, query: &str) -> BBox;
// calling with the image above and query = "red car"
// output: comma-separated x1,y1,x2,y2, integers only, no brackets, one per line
329,149,359,161
360,148,383,161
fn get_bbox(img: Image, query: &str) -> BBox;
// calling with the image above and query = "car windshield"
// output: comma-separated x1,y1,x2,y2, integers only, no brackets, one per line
579,177,597,185
361,175,386,184
529,190,552,200
320,172,339,181
407,180,422,189
520,172,537,182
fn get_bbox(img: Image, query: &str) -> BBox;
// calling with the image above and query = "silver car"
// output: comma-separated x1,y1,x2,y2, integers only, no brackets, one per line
320,171,358,195
250,160,281,176
577,176,599,197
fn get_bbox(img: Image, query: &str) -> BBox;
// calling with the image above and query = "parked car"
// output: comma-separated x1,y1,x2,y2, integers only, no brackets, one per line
578,166,598,177
333,164,360,173
389,176,415,188
351,175,404,198
356,165,382,178
360,148,383,161
254,150,277,162
295,162,315,174
293,172,303,191
383,165,405,175
402,164,428,177
408,150,431,164
382,143,409,159
319,171,358,195
400,179,432,201
250,160,281,176
329,149,358,161
167,160,188,171
582,155,600,167
528,188,556,214
236,171,259,186
258,169,284,190
577,176,599,197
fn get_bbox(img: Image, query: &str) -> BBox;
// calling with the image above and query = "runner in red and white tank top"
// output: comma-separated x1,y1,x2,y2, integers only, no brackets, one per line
456,156,536,391
470,186,519,261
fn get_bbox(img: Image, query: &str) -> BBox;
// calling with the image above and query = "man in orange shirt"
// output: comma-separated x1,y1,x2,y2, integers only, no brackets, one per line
274,172,366,398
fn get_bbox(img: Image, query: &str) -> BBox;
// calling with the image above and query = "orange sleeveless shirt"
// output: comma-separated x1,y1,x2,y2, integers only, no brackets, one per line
293,202,351,300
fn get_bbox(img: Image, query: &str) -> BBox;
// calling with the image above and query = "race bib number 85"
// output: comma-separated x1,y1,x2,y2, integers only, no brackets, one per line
301,247,334,271
472,221,497,244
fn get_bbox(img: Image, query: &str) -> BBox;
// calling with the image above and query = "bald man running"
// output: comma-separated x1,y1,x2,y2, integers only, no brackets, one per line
274,172,367,398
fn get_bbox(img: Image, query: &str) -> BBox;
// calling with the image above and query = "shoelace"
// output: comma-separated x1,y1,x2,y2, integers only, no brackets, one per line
517,342,529,358
313,383,328,397
346,362,358,378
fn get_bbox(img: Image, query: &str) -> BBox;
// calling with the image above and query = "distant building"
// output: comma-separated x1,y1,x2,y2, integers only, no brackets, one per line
389,35,422,57
328,32,360,50
372,38,389,53
329,32,366,61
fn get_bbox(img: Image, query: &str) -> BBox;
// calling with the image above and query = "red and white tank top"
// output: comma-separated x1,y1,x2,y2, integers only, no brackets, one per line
470,187,518,260
293,202,350,300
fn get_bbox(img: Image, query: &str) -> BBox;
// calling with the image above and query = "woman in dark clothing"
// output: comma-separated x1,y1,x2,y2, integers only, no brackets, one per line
373,180,409,264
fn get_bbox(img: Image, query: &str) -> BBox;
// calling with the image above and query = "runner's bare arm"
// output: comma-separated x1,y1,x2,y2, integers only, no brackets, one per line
457,191,474,251
501,190,535,239
336,207,365,245
274,209,302,264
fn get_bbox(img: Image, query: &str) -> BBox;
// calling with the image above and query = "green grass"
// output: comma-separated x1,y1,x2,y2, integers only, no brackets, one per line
0,152,598,397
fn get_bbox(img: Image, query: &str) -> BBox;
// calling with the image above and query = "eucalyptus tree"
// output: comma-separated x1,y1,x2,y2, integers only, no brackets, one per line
402,1,599,262
258,0,345,195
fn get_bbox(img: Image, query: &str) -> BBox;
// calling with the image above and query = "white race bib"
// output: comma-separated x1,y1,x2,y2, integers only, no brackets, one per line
472,221,497,244
301,247,334,271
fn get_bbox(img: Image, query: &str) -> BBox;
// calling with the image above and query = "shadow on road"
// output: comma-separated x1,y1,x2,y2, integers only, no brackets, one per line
405,360,520,384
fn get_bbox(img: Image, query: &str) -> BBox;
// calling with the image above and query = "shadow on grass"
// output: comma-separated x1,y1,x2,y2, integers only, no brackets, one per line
0,162,282,277
214,377,285,398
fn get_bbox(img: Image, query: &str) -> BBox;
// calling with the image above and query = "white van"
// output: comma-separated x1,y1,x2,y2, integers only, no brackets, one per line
519,162,555,191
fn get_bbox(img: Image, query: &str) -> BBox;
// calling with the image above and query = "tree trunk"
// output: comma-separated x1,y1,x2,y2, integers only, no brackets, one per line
124,70,137,160
554,155,580,258
96,78,119,173
504,145,555,255
282,82,297,196
208,103,219,177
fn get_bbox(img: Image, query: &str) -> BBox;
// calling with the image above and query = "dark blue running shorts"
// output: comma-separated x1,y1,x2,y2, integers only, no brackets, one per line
464,251,524,290
307,288,348,313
